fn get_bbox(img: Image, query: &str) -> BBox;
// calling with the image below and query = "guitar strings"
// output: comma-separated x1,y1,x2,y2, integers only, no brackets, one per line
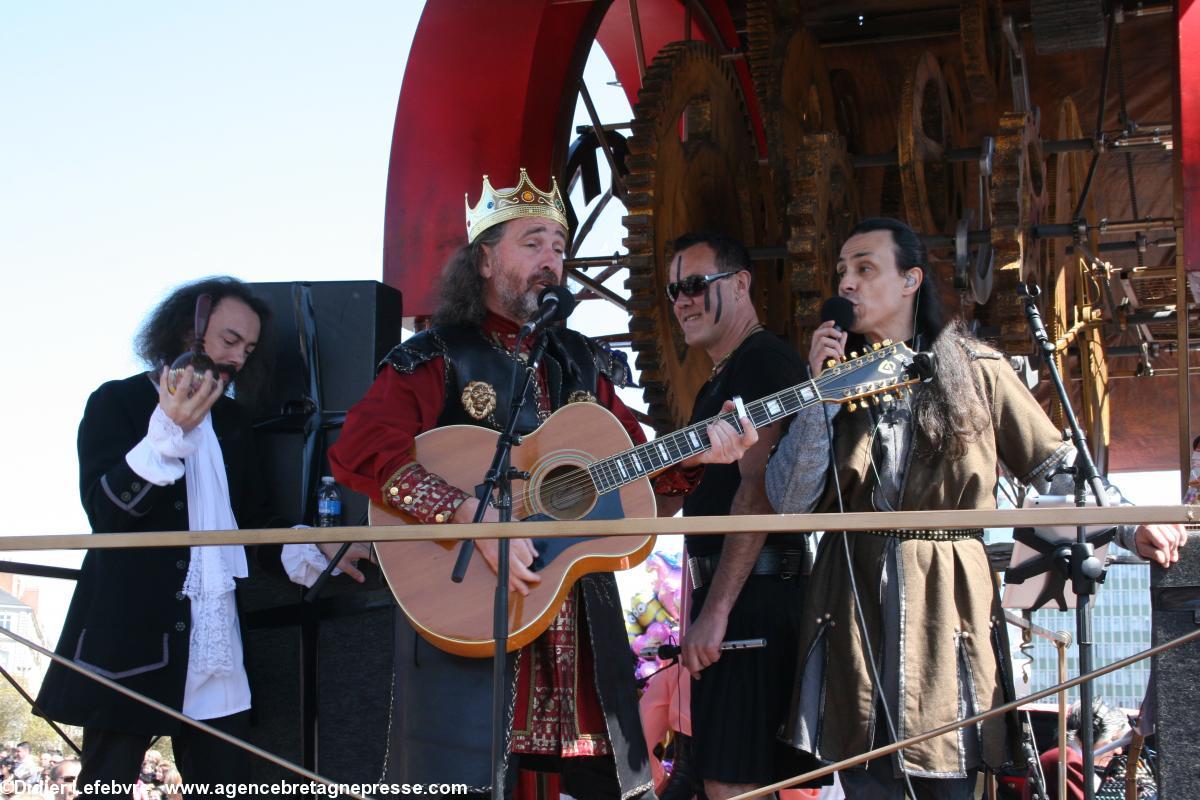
498,351,908,513
504,408,752,510
501,399,800,509
503,369,884,509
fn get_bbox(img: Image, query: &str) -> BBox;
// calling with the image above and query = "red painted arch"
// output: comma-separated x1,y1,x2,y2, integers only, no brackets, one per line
382,0,760,316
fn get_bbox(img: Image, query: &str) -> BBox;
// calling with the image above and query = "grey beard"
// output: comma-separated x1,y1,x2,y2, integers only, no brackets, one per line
500,287,539,323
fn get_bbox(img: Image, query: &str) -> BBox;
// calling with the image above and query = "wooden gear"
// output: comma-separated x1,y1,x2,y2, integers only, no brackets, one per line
623,41,768,433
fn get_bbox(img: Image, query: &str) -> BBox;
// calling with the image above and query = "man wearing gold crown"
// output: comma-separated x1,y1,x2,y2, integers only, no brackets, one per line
327,169,756,797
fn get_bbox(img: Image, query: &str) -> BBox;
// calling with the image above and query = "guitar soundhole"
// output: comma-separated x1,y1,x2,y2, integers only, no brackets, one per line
535,464,597,520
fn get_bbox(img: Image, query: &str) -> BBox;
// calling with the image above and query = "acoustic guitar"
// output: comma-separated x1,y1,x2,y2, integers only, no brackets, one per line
372,340,917,656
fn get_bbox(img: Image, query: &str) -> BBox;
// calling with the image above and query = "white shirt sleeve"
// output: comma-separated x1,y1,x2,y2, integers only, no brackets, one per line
281,540,340,587
124,405,202,486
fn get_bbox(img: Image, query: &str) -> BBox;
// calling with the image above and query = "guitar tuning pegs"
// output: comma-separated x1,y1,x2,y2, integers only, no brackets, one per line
872,342,882,351
848,401,858,412
882,339,892,346
826,358,837,369
872,395,881,405
881,393,894,403
849,351,859,359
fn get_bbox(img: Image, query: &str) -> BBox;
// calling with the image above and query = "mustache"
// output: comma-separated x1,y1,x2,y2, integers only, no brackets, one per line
213,362,240,379
527,270,559,290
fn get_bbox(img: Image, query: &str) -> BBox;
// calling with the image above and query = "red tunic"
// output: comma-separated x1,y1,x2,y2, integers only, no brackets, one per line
330,313,656,757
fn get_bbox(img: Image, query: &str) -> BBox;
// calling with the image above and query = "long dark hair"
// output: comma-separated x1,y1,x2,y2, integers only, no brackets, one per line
135,276,272,403
845,217,988,460
431,223,506,327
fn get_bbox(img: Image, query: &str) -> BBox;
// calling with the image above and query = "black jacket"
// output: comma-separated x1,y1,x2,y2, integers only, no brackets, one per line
37,373,277,734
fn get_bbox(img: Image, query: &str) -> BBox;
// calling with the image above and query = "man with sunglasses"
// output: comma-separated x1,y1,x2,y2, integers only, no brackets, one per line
38,277,283,788
661,232,820,800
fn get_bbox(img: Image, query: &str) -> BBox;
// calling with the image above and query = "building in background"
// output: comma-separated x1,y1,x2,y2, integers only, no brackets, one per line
0,575,50,692
1022,546,1152,710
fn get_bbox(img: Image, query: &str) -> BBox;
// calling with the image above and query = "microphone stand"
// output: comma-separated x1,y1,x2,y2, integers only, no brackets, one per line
1021,282,1109,800
449,326,550,800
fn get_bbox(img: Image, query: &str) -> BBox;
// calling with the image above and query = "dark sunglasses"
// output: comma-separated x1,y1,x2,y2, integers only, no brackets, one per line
665,270,740,303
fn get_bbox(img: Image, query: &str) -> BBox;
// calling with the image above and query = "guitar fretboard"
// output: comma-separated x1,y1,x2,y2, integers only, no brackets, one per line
587,381,820,493
587,342,913,495
590,338,916,494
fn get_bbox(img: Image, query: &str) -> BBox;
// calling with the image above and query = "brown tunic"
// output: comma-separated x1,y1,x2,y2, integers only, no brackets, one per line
768,333,1072,777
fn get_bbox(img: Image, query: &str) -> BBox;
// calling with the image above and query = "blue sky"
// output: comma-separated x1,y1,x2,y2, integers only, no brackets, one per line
0,1,641,643
0,2,426,638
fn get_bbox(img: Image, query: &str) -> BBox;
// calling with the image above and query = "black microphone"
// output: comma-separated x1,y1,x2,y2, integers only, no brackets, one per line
519,285,576,338
820,296,855,332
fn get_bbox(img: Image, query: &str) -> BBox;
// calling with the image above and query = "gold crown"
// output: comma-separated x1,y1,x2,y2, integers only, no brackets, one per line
465,168,569,243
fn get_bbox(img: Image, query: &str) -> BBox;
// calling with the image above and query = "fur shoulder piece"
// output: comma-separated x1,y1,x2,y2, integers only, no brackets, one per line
941,320,1003,361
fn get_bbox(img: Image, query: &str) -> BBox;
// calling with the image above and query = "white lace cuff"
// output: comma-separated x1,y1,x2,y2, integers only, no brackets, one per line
125,407,201,486
150,404,201,458
281,540,340,588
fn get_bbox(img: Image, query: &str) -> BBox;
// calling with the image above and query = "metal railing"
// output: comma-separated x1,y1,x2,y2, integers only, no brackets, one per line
0,504,1192,799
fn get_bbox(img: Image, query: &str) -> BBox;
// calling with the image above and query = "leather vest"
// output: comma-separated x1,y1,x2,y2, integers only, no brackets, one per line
380,323,631,434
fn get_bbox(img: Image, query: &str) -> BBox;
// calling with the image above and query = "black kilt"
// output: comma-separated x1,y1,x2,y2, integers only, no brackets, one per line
689,573,825,786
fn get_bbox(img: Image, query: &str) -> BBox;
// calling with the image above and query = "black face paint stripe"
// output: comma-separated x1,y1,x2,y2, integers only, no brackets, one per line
672,252,683,283
710,283,722,323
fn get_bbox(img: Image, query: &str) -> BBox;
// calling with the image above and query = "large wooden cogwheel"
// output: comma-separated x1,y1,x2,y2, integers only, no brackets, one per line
898,52,967,239
745,1,837,185
1038,97,1109,470
786,133,858,353
745,0,846,348
985,111,1048,353
622,41,768,433
959,0,1007,111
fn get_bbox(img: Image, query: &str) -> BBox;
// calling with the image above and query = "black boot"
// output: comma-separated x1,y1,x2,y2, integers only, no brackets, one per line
659,733,707,800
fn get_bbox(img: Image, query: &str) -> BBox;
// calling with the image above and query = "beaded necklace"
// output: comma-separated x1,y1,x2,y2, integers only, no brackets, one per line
708,324,764,379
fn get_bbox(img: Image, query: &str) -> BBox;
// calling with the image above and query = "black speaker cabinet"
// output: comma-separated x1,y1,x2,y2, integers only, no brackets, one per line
239,280,403,783
249,279,404,528
1151,531,1200,798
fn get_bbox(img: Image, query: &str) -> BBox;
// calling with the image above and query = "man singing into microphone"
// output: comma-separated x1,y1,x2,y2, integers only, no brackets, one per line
324,169,756,797
766,217,1185,798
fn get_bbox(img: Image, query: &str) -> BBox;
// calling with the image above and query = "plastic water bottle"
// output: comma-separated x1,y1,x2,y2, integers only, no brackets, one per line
316,476,342,527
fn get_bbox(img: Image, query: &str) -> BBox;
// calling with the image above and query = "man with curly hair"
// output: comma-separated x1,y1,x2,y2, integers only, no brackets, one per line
38,277,281,786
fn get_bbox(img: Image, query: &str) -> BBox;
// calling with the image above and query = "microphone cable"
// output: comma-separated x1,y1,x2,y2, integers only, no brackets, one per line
824,395,920,800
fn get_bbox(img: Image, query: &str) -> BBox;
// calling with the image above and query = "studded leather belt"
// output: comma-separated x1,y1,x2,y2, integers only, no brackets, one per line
859,527,985,541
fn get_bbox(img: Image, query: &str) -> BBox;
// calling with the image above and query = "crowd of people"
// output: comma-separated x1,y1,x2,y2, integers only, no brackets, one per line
0,742,80,798
29,165,1188,800
127,752,182,800
0,744,186,800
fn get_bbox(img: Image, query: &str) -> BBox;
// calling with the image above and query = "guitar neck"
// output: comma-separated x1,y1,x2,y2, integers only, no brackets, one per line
588,377,828,495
